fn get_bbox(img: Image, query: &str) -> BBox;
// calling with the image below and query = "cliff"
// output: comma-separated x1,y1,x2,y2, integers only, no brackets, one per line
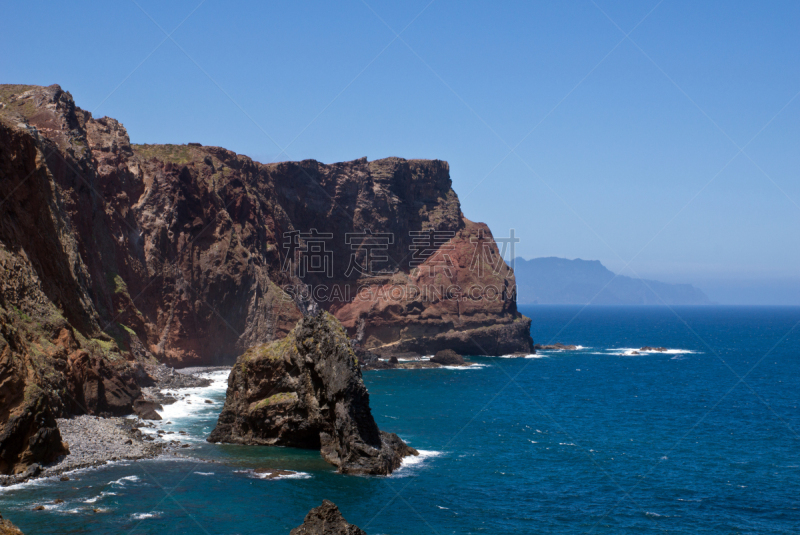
0,85,145,475
1,84,531,365
0,83,531,472
209,312,417,475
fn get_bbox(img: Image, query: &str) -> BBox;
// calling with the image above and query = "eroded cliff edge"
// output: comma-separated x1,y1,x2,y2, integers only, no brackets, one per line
209,312,417,475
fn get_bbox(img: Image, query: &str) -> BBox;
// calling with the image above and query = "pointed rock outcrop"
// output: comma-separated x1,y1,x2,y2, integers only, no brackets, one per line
290,500,365,535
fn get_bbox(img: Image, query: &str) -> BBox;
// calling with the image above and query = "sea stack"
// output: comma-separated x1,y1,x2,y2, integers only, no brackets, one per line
290,500,365,535
208,312,418,475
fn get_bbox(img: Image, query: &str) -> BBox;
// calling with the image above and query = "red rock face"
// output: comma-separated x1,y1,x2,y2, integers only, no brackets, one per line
1,84,531,373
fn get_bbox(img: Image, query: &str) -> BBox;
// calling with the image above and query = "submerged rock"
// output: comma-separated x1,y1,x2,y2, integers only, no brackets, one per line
290,500,365,535
430,349,465,365
253,468,296,480
208,312,417,475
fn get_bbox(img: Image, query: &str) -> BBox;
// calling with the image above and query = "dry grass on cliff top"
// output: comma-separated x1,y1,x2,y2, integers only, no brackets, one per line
0,84,43,121
132,143,205,166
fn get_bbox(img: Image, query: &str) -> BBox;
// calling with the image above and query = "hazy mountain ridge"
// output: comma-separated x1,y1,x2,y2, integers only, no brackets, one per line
513,257,712,305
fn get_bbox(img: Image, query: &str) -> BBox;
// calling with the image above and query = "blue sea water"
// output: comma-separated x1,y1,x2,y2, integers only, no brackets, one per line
2,306,799,534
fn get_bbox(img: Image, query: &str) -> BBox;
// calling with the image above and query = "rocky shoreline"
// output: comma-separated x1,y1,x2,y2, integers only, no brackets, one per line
0,365,219,488
0,416,165,487
139,365,222,408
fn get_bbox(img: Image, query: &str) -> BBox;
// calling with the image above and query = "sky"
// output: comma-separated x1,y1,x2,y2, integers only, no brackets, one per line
2,1,798,304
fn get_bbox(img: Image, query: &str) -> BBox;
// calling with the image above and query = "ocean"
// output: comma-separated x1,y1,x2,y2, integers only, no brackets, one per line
2,306,799,534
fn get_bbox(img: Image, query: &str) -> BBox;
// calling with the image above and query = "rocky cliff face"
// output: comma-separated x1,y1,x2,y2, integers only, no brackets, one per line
0,85,145,475
209,312,417,475
1,84,531,369
0,83,531,471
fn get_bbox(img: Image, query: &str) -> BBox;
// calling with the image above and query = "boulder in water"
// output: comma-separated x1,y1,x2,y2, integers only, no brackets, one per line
430,349,465,365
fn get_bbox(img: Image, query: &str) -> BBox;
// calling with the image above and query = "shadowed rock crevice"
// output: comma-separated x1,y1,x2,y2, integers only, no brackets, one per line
208,312,417,475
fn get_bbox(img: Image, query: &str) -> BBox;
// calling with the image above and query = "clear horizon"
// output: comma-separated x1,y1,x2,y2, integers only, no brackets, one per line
3,0,798,304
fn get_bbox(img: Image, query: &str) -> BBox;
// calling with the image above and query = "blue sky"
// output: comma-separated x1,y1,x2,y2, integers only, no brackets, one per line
3,1,798,303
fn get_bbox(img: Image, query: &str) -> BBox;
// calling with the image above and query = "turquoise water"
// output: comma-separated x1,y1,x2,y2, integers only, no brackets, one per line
2,306,799,534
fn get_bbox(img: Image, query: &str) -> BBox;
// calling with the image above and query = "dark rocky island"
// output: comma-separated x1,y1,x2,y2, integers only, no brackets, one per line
357,347,473,370
209,312,417,475
291,500,365,535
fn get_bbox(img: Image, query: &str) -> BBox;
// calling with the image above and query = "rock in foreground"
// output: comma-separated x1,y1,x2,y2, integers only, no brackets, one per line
0,513,24,535
290,500,365,535
209,312,417,475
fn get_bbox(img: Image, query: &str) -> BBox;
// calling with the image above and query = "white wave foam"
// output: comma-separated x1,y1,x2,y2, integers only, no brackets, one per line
390,449,442,477
110,475,139,486
234,469,312,480
194,472,214,476
440,364,488,370
0,476,51,493
605,348,698,356
155,369,230,422
131,511,162,520
270,471,311,480
37,503,63,510
84,491,116,503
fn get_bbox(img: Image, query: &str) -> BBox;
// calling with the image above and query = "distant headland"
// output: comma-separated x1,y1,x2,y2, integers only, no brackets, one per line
513,256,712,305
